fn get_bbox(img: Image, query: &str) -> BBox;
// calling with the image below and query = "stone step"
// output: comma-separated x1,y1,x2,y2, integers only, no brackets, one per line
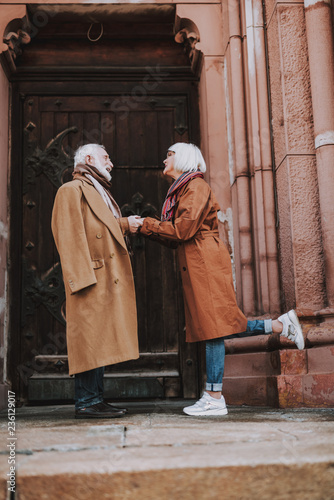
224,351,280,377
5,463,334,500
0,403,333,500
223,346,334,407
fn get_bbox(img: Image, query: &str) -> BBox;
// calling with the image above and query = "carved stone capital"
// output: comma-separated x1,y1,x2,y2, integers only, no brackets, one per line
175,5,224,57
0,5,27,55
3,29,31,60
175,18,200,71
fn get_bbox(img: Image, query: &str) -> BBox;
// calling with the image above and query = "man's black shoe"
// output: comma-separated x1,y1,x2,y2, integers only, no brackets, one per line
75,402,125,419
103,400,128,413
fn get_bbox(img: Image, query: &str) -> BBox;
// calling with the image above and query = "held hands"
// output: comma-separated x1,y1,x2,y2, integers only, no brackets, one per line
127,216,145,234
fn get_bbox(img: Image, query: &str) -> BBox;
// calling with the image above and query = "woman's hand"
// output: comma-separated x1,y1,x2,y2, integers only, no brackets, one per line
127,216,144,234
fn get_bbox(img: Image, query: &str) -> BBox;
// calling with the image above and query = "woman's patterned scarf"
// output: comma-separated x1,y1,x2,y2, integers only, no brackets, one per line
161,171,204,221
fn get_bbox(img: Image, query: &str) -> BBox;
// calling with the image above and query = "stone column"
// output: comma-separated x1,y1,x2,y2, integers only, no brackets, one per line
304,0,334,307
243,0,281,315
225,0,256,315
265,0,326,313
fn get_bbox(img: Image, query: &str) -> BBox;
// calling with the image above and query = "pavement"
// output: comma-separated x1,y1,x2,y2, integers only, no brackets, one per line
1,401,334,500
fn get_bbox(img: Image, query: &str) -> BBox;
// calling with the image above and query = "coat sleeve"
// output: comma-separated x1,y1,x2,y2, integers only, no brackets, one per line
141,225,179,249
117,217,130,235
140,179,213,242
51,183,97,294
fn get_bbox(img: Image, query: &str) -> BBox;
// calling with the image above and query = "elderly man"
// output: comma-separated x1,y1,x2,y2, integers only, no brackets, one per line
52,144,142,418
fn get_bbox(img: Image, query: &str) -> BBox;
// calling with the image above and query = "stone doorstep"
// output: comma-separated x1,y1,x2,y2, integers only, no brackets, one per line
1,404,334,499
3,463,334,500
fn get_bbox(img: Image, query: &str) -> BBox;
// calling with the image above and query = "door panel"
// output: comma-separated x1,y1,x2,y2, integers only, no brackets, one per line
19,93,199,402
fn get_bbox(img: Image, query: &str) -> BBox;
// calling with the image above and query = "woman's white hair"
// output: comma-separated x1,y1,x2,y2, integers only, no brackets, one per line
73,144,106,167
168,143,206,173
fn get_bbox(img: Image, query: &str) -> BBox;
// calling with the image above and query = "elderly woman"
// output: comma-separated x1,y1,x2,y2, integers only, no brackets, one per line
139,142,304,417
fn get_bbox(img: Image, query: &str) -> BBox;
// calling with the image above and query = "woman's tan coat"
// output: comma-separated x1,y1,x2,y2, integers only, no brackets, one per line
140,177,247,342
51,177,139,375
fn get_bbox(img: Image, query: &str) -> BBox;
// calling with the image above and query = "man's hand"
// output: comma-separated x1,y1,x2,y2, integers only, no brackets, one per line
127,216,144,233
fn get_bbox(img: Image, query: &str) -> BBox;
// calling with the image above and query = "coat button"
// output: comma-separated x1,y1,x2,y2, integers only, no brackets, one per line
114,278,119,284
96,233,102,239
183,267,187,271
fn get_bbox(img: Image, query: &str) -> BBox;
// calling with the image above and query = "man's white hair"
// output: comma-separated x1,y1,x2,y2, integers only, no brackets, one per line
168,143,206,173
73,144,106,167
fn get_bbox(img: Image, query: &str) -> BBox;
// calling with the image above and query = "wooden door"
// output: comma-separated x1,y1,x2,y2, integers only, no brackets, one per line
14,91,200,402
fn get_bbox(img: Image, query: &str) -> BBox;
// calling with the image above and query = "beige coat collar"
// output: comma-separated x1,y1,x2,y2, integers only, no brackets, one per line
80,179,127,251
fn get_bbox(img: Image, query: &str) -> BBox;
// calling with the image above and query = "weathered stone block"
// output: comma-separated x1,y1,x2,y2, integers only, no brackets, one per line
278,372,334,407
225,351,280,377
303,373,334,407
306,323,334,347
276,155,325,311
307,345,334,374
279,349,307,376
277,374,303,407
223,376,277,406
288,156,325,310
277,5,314,154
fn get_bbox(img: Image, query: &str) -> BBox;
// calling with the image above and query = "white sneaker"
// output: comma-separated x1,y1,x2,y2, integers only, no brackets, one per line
278,309,305,350
183,392,228,416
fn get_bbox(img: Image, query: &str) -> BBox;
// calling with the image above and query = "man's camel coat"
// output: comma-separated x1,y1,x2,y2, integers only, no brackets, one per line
140,177,248,343
51,177,139,375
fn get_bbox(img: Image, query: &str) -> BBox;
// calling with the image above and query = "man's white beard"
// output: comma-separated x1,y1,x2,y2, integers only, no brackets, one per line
94,157,111,182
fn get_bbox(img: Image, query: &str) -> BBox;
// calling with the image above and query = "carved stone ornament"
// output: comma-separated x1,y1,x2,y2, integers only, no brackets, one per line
3,29,30,60
21,259,66,328
23,126,78,193
175,18,200,72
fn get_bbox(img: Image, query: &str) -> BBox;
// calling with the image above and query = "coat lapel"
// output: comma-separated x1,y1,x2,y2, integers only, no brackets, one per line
81,180,127,251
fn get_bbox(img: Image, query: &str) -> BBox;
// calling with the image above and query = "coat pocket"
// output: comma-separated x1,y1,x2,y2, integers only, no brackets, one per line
91,258,104,269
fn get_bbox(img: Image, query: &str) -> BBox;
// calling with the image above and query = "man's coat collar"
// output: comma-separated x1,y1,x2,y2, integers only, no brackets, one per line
79,179,127,251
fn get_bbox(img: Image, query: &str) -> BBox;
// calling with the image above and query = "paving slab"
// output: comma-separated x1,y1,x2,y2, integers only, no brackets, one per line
0,402,334,499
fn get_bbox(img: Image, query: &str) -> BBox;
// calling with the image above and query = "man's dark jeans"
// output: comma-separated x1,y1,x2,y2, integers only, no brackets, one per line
75,367,104,410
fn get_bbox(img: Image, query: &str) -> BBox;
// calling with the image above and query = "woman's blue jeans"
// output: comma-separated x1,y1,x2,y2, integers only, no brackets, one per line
205,320,273,391
75,367,104,409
